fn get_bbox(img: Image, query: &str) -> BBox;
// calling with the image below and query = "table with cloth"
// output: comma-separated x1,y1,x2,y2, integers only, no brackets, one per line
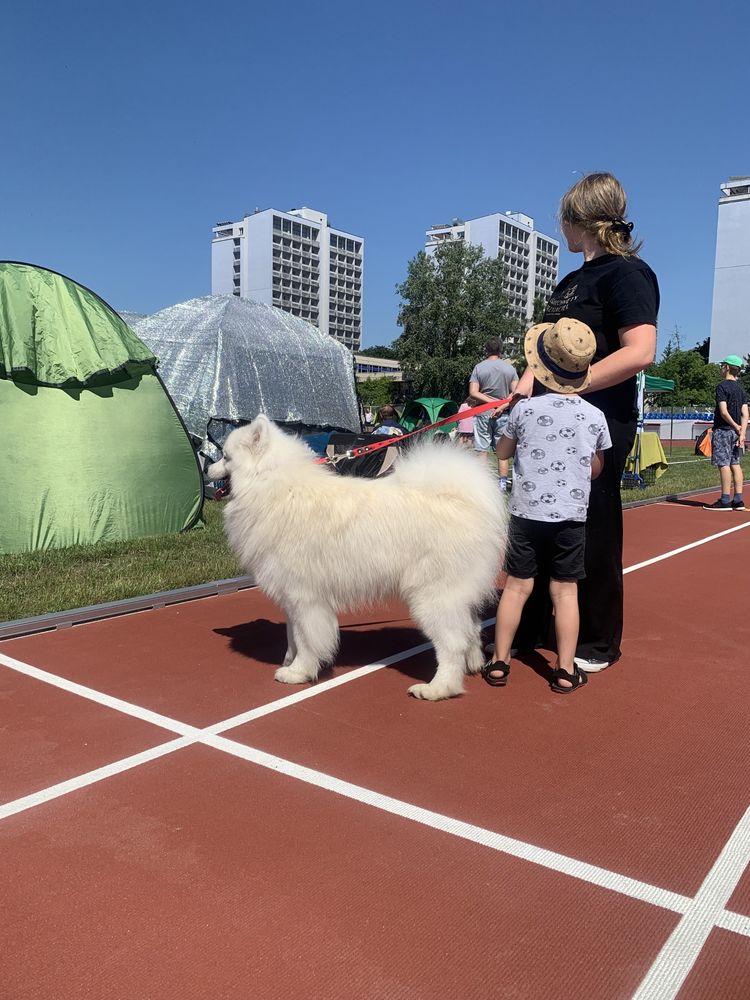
624,431,669,480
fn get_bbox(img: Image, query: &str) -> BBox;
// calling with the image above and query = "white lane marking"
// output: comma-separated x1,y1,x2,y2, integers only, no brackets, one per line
1,690,749,947
0,651,198,737
716,909,750,937
623,521,750,575
0,737,193,821
203,732,693,915
203,640,434,735
632,807,750,999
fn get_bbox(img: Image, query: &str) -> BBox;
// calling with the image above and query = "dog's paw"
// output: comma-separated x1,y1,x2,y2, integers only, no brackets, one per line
275,665,313,685
408,682,462,701
465,649,485,675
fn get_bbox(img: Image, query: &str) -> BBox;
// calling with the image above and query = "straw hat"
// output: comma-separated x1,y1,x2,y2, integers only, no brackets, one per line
523,318,597,394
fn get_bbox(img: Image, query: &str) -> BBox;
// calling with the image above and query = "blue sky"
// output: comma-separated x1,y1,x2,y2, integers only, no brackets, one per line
3,0,749,354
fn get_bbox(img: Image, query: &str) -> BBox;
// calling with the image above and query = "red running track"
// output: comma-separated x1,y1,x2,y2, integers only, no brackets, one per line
1,487,749,999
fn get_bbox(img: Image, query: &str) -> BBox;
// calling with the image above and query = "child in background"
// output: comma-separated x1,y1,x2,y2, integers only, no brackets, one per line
456,396,475,446
482,318,611,694
373,404,405,437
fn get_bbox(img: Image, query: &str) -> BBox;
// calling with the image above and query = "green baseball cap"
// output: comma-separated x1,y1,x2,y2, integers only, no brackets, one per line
721,354,744,367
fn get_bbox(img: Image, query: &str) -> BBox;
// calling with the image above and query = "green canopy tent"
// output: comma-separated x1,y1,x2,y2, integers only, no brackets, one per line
399,397,458,434
640,373,676,447
0,262,203,553
624,371,677,488
644,375,675,393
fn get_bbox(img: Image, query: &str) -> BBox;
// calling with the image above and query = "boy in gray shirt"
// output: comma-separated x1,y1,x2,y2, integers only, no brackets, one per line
482,319,611,694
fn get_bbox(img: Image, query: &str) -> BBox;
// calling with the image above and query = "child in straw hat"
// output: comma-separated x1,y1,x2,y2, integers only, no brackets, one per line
482,318,612,693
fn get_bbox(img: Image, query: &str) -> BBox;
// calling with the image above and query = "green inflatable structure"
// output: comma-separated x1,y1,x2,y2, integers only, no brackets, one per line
0,262,203,554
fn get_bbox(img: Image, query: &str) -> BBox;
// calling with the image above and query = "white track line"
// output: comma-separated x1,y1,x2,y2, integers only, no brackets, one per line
0,651,199,737
0,738,194,822
202,639,435,735
632,807,750,999
2,536,750,965
623,521,750,576
204,733,694,915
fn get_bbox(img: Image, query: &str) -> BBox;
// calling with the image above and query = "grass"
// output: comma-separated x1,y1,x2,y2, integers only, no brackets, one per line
0,502,242,623
620,445,750,503
2,449,749,623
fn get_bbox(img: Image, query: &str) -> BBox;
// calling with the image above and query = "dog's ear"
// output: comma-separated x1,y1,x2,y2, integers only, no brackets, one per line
244,414,270,452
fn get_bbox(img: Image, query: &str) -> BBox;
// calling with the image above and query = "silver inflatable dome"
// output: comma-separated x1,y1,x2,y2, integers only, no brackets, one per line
132,295,361,459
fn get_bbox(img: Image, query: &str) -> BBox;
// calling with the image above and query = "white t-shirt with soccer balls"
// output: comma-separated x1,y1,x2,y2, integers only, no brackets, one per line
503,393,612,523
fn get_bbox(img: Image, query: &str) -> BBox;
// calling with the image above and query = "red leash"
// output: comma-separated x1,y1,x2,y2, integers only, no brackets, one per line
315,397,512,466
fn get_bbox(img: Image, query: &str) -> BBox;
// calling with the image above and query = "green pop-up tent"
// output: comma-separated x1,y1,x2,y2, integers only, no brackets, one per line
399,397,458,434
0,262,203,553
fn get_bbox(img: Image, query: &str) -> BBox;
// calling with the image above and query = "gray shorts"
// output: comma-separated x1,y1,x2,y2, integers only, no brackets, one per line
474,412,508,451
711,427,744,467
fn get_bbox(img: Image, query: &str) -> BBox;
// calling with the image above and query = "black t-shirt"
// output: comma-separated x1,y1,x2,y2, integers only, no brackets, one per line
713,379,748,430
542,254,660,422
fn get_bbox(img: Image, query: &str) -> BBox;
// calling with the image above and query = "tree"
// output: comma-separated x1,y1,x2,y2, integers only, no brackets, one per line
648,342,722,408
357,344,398,359
740,355,750,399
693,337,710,362
357,376,399,408
394,241,521,401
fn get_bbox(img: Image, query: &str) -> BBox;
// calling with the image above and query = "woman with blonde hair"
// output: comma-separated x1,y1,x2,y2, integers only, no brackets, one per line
511,172,659,673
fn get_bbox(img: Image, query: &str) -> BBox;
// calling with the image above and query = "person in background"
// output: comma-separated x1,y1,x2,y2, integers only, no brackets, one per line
703,355,748,511
511,172,658,674
456,395,476,446
469,339,519,490
373,404,405,437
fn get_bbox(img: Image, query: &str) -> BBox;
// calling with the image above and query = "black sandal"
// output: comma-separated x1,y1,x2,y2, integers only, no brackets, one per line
550,665,588,694
481,660,510,687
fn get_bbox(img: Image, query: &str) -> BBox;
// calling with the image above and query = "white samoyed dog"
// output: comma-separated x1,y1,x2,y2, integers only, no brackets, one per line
208,416,507,700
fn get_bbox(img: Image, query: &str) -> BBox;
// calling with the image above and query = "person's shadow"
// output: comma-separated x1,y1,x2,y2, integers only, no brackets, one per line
512,649,556,685
665,496,714,507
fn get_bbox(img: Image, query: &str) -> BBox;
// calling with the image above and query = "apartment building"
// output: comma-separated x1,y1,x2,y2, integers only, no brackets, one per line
426,211,559,331
212,207,363,350
709,177,750,364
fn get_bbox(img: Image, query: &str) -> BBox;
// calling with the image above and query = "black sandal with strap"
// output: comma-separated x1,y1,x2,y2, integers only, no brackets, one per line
481,660,510,687
550,665,588,694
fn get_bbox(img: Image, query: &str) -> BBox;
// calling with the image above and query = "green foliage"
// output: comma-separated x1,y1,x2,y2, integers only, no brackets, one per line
740,355,750,398
648,334,722,407
357,376,398,408
357,344,398,359
532,296,546,323
394,241,522,401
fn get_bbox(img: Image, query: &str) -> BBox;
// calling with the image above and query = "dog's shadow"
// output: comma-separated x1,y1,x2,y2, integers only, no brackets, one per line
214,619,437,683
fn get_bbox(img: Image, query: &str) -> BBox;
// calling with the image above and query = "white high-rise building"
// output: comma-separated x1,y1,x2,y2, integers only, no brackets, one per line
212,207,363,350
709,178,750,364
426,211,559,338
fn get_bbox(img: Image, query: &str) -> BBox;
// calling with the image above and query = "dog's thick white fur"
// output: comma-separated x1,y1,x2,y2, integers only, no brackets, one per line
209,416,507,700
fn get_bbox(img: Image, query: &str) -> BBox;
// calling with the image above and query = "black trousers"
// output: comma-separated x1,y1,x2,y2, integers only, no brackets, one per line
513,413,637,663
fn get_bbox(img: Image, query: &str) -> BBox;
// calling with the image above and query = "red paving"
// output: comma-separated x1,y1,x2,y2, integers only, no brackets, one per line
1,492,750,999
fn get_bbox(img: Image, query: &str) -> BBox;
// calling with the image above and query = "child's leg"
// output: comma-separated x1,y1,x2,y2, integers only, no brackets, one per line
549,578,579,688
492,575,535,664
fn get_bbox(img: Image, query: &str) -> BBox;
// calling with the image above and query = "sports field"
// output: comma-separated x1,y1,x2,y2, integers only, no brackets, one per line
1,483,749,999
